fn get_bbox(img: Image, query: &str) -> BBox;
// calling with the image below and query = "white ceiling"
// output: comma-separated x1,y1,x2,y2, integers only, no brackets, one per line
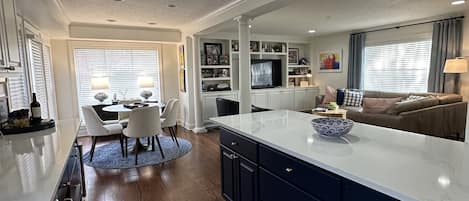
58,0,236,29
217,0,469,36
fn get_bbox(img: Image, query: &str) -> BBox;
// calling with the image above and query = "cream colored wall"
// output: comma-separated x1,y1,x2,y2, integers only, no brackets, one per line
50,40,180,120
310,32,350,94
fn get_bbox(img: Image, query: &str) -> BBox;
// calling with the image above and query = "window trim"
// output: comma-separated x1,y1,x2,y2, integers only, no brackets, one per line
67,41,165,115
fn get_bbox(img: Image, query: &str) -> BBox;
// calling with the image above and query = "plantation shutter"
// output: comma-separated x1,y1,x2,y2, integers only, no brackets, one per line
29,40,50,119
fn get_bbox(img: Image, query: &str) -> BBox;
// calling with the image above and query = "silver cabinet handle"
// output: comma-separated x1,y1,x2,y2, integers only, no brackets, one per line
285,167,293,173
231,141,237,146
231,154,238,159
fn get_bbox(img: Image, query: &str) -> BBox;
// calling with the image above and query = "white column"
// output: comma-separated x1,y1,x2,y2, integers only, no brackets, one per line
191,35,207,133
236,16,252,114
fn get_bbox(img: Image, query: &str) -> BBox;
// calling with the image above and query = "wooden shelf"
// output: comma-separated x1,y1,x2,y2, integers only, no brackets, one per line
231,52,261,55
201,77,231,81
261,52,287,55
288,65,311,68
288,75,309,78
201,65,231,69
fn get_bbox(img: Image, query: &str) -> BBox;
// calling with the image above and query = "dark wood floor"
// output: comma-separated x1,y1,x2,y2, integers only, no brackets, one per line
78,127,224,201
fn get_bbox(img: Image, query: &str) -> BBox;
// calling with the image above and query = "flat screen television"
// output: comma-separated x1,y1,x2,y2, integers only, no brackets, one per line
251,59,282,89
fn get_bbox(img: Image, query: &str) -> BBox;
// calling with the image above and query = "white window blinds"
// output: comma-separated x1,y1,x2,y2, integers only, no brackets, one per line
363,40,432,93
28,40,53,119
74,48,160,111
8,75,29,111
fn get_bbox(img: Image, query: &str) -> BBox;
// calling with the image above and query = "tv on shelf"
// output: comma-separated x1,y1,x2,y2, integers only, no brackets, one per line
251,59,282,89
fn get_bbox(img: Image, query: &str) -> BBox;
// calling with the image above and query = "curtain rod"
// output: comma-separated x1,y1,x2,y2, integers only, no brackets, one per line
351,16,464,35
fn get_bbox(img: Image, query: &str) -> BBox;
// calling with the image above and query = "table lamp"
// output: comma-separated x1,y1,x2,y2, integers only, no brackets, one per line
444,57,468,94
91,77,110,103
138,76,154,100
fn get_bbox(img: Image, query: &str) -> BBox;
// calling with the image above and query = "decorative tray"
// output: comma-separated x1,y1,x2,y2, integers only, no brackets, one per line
1,119,55,135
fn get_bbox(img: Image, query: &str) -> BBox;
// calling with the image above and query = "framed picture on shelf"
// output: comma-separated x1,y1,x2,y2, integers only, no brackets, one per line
178,45,185,68
288,48,299,64
250,41,260,52
319,50,342,73
204,43,222,65
219,55,230,65
206,55,219,65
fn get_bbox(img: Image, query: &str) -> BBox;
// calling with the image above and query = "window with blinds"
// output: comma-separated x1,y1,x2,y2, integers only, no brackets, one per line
363,40,432,93
74,48,160,113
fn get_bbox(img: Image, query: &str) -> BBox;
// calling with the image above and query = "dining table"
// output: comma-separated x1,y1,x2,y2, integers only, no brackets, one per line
102,102,166,153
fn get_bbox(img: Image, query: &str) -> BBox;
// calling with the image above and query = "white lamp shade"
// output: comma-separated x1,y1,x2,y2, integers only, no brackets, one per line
138,76,154,88
91,77,110,90
444,58,468,73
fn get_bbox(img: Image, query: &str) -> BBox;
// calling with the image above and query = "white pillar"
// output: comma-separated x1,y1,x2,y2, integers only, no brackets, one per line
236,16,252,114
191,35,207,133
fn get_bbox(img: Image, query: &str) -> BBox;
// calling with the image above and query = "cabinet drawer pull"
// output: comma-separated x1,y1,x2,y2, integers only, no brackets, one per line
231,141,237,146
231,154,238,159
285,167,293,173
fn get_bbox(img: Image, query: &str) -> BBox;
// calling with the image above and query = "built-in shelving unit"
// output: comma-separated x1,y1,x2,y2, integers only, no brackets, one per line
199,37,312,93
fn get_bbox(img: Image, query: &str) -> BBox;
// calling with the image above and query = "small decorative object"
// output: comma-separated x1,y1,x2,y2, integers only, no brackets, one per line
319,50,342,73
112,93,118,105
91,77,110,103
300,81,309,87
299,58,309,65
221,69,229,77
311,118,354,138
138,76,154,100
329,102,339,110
204,43,223,65
30,93,41,124
219,55,230,65
288,48,299,64
232,40,239,52
250,41,259,52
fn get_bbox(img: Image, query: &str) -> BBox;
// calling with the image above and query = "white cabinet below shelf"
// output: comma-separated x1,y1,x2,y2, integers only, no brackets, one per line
202,92,238,122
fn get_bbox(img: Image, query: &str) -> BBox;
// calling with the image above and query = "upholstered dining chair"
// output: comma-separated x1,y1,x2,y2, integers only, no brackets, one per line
81,105,125,161
123,106,165,165
118,99,142,127
161,99,180,147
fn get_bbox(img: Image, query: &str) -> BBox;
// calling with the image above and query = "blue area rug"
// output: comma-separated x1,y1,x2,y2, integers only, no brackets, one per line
83,136,192,169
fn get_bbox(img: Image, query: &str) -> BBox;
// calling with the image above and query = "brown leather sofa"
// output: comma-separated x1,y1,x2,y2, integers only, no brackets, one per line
316,91,467,141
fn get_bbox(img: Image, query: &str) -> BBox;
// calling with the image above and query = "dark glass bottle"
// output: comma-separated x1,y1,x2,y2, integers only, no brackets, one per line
30,93,41,121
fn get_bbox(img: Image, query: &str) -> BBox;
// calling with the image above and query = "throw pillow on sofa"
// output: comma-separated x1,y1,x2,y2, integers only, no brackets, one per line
322,85,337,104
362,97,402,114
387,96,440,115
344,90,363,107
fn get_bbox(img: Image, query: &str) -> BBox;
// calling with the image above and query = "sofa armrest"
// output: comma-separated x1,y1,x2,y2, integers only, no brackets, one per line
315,95,325,108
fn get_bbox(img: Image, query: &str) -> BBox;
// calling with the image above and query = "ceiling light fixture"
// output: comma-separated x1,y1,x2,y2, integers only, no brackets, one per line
451,0,465,5
168,4,177,8
114,0,124,2
308,30,316,33
249,25,252,28
106,19,116,22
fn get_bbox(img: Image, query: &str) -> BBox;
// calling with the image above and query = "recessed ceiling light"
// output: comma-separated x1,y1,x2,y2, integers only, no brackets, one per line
148,22,157,25
114,0,124,2
106,19,116,22
249,25,252,28
308,30,316,33
168,4,176,8
451,0,465,5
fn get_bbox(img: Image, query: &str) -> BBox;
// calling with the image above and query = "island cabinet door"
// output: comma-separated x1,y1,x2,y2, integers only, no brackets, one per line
342,180,399,201
237,157,258,201
221,147,237,201
259,167,319,201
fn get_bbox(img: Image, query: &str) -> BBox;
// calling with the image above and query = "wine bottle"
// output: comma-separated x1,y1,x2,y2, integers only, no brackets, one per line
30,93,41,121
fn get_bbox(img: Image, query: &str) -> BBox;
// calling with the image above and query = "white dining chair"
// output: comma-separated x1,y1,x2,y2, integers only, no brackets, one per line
81,105,125,161
161,99,180,147
118,99,142,127
123,106,165,165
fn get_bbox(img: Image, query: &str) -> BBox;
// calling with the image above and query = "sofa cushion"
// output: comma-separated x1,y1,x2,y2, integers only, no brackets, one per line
336,89,346,105
322,86,337,104
387,96,439,115
437,94,462,105
344,90,363,107
405,95,425,101
362,97,402,114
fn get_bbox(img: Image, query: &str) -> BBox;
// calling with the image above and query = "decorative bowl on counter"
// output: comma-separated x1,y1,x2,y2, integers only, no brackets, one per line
311,118,354,138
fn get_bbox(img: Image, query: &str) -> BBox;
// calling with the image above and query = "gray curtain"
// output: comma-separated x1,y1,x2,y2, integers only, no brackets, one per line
427,18,463,93
347,33,366,89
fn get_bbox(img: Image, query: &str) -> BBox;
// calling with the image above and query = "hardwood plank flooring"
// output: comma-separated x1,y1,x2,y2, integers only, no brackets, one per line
78,127,223,201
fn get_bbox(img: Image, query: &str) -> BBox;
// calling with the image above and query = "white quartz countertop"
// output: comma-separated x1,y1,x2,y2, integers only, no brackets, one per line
0,119,81,201
210,110,469,201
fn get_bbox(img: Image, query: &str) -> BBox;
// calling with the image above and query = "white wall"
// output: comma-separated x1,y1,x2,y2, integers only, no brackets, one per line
310,32,349,94
50,40,179,120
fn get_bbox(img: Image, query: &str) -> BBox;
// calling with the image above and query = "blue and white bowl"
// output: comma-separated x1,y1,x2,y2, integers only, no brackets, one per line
311,118,354,138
